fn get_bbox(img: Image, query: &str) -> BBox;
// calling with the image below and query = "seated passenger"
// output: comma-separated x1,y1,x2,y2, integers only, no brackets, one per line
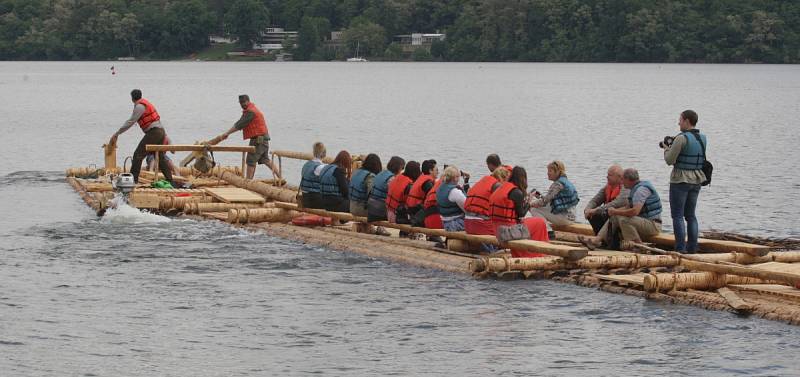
367,156,404,223
386,160,420,225
299,142,327,209
581,168,663,249
529,160,579,228
406,159,438,226
349,153,382,217
421,177,444,230
490,166,549,258
465,167,510,236
436,166,469,232
485,153,513,174
583,164,628,248
319,150,352,213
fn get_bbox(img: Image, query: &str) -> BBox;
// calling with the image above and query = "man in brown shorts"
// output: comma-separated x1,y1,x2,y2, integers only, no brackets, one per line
219,95,280,179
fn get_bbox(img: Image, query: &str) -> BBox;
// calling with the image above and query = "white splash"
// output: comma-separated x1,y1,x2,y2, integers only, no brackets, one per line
100,195,170,224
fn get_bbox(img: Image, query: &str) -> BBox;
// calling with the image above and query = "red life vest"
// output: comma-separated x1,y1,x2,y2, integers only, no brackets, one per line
490,182,518,224
464,175,498,216
423,179,443,210
406,174,434,208
604,183,621,204
385,174,413,212
502,164,513,173
136,98,160,131
241,102,269,140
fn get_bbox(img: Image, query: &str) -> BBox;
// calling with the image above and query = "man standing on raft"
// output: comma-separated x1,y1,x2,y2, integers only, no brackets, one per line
109,89,174,185
218,95,280,179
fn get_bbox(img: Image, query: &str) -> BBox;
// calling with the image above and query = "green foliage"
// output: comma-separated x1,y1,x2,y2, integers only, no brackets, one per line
342,17,386,58
295,16,331,60
224,0,270,48
384,42,403,61
411,47,432,61
2,0,800,62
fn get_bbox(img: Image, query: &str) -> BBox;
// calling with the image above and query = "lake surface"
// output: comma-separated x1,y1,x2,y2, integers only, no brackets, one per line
1,62,799,376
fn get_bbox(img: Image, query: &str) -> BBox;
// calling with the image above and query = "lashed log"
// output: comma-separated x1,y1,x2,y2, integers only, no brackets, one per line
185,202,274,214
643,272,767,292
717,287,752,311
214,171,297,203
226,208,299,224
471,254,679,273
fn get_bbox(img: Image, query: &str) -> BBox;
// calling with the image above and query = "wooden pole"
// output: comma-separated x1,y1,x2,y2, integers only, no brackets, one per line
271,202,588,260
153,152,159,182
632,242,800,288
214,171,297,203
241,151,246,178
147,144,256,153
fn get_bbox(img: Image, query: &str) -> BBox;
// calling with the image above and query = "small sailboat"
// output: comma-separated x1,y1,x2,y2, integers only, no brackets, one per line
346,41,368,62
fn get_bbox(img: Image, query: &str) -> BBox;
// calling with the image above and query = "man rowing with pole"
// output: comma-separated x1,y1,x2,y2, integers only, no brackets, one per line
216,95,280,179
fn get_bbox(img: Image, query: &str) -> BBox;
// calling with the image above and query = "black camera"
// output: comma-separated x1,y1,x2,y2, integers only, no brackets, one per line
659,136,674,149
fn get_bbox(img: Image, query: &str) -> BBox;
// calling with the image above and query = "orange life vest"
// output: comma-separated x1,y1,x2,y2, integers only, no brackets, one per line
604,183,621,204
464,175,498,216
490,182,518,224
136,98,160,131
502,164,513,173
405,174,434,208
423,179,443,210
241,102,268,140
385,174,413,212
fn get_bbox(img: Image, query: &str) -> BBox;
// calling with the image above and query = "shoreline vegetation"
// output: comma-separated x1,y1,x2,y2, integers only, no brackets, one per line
1,0,799,63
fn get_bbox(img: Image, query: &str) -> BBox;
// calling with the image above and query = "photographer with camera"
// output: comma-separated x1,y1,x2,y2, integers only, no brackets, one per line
661,109,709,253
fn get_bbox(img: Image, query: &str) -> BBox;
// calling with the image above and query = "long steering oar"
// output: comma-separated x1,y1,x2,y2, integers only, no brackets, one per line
180,133,228,167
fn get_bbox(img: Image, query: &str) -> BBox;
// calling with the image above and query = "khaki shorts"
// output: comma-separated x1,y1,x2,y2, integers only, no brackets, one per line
246,135,270,166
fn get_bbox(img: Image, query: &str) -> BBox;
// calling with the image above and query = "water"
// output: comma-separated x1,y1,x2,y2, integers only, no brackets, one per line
1,62,799,375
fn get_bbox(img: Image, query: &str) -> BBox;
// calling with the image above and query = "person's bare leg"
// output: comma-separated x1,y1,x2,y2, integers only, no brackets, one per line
246,165,256,180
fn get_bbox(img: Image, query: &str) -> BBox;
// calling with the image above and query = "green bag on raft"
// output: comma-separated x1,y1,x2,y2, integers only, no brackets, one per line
151,180,174,189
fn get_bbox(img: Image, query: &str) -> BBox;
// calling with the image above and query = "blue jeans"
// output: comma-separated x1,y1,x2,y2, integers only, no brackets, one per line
443,217,465,232
669,183,701,253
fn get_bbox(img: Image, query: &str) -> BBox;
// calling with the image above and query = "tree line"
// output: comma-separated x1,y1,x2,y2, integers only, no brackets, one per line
1,0,798,63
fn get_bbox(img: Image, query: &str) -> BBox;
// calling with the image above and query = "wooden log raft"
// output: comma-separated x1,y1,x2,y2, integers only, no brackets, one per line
271,202,588,260
214,171,297,203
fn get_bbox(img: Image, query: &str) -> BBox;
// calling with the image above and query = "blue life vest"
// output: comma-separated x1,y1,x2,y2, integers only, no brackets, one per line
675,131,707,170
370,170,394,201
300,160,322,193
551,176,579,214
319,164,341,197
436,182,465,218
628,180,662,220
349,168,373,203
